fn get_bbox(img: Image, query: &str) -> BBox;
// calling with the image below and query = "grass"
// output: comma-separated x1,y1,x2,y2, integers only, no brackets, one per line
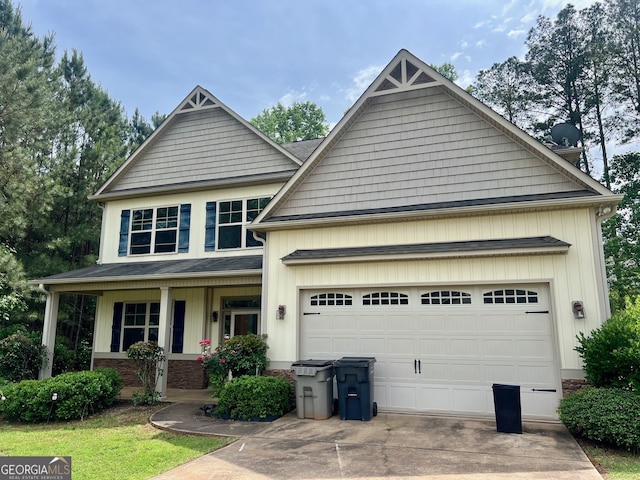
0,401,235,480
577,438,640,479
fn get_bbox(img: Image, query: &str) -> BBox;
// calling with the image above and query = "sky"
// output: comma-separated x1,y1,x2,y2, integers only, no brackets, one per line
18,0,599,127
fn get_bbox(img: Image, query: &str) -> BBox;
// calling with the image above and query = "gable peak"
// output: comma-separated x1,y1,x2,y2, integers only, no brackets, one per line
374,55,437,94
177,87,218,113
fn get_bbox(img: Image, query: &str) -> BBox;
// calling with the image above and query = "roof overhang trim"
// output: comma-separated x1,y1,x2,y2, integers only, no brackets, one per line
255,194,623,231
281,236,570,266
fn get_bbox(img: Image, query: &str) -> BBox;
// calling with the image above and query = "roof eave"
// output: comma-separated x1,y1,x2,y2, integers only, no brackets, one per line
89,171,296,202
31,268,263,286
252,194,624,231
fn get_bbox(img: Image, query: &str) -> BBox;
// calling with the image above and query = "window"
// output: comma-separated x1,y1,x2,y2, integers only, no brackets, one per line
130,206,179,255
483,289,539,304
363,292,409,305
121,302,159,351
217,197,270,249
422,291,472,305
310,293,353,306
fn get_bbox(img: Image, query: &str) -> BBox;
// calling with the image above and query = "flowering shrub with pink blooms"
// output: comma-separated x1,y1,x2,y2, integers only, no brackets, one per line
198,334,269,395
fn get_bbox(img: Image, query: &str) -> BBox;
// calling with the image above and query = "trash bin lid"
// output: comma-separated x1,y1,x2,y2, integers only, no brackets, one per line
334,356,376,367
291,359,334,367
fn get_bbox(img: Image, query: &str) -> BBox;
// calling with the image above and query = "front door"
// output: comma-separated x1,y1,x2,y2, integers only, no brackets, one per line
223,310,260,339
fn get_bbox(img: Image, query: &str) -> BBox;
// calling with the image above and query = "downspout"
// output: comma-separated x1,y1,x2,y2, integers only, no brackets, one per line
593,206,616,322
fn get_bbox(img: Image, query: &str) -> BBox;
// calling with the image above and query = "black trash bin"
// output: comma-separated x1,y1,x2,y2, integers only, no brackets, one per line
291,360,335,420
334,357,377,421
492,384,522,434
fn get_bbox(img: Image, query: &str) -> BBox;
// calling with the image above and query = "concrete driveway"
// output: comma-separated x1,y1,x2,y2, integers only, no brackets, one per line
150,409,601,480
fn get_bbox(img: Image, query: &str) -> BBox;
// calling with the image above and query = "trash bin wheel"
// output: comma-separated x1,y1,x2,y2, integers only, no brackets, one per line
373,402,378,417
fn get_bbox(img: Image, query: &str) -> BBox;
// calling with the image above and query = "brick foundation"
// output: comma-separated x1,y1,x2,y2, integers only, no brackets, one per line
166,360,209,389
93,358,208,389
562,378,589,397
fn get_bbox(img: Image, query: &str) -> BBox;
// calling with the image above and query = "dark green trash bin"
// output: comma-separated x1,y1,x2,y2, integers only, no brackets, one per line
334,357,377,421
492,384,522,434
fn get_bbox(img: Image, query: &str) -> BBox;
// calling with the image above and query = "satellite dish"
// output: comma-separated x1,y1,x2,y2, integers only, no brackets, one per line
551,123,580,147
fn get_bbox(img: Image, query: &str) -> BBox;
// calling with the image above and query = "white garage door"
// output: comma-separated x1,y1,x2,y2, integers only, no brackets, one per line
300,285,560,419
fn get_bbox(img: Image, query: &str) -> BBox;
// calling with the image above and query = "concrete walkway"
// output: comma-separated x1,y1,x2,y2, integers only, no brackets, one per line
149,403,602,480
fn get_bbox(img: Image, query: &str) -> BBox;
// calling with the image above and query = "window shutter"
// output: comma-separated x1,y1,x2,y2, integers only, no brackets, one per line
118,210,131,257
204,202,216,251
178,204,191,253
110,302,124,352
171,300,186,353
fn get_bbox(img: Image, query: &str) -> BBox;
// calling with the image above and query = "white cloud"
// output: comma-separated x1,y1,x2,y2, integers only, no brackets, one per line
507,29,527,38
278,89,307,106
456,69,475,89
473,20,489,29
451,52,463,61
345,64,384,103
476,39,486,48
460,40,469,49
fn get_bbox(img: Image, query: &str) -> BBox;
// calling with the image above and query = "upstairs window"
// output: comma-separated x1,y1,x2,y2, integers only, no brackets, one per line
119,204,190,256
208,197,270,250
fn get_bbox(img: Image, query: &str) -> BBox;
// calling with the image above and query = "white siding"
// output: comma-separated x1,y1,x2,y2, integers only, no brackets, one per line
262,208,604,376
276,88,581,218
110,108,296,192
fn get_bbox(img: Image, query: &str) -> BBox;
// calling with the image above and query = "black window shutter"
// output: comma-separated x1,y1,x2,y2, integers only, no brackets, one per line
110,302,124,352
178,204,191,253
172,300,186,353
118,210,131,257
204,202,216,251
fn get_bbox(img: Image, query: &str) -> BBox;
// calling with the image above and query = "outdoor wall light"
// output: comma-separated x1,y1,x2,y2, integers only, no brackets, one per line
211,311,218,322
277,305,286,320
572,301,585,319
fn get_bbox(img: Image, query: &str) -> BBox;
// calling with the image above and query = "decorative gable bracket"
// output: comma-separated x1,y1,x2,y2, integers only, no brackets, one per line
372,57,438,96
177,89,218,113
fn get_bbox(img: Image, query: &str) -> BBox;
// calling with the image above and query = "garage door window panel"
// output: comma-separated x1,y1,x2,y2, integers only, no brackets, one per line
483,289,539,304
310,293,353,306
363,292,409,305
421,291,472,305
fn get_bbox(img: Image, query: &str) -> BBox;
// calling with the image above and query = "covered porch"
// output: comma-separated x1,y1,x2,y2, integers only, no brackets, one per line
32,256,263,397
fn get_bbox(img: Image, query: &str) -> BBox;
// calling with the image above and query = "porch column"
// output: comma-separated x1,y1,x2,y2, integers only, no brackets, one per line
157,287,173,397
39,287,60,379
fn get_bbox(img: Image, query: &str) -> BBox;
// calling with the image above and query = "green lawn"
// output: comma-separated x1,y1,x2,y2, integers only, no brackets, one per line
577,438,640,479
0,402,234,480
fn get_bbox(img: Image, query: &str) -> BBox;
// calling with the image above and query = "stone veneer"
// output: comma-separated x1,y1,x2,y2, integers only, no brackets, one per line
93,358,208,389
561,378,589,397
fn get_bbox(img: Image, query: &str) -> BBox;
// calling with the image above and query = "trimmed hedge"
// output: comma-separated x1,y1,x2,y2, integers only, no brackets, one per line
0,368,123,423
558,387,640,451
216,375,291,421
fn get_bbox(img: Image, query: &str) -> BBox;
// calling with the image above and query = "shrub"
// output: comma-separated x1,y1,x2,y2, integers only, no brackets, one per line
0,368,123,423
215,375,291,420
0,332,48,382
558,387,640,451
201,334,269,395
126,341,165,405
53,339,92,375
575,297,640,390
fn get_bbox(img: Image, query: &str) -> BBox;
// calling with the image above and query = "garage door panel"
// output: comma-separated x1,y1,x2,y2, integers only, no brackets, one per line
485,364,519,384
420,362,450,381
482,339,515,358
300,284,559,419
449,338,480,356
452,388,489,413
515,339,554,360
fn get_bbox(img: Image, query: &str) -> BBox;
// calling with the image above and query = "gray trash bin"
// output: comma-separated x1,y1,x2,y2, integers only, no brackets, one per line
291,360,335,420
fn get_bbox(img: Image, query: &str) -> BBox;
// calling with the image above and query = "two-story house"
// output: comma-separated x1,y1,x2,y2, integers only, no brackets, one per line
35,50,621,420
